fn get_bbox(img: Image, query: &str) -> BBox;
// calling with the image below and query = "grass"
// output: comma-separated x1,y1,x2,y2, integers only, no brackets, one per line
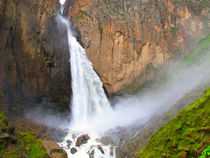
172,34,210,71
0,112,48,158
20,132,47,158
200,146,210,158
139,88,210,158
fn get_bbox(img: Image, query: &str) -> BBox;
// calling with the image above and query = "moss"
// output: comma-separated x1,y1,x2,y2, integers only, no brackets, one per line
139,88,210,158
79,10,93,21
20,132,47,158
0,112,48,158
200,146,210,158
49,9,58,16
98,21,103,42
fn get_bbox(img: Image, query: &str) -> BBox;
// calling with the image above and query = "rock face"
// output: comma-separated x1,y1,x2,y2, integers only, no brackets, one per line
42,140,68,158
0,0,71,112
64,0,210,95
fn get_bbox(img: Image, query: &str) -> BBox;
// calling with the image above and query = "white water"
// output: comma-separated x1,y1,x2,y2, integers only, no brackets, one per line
58,1,115,157
57,1,210,158
59,17,112,127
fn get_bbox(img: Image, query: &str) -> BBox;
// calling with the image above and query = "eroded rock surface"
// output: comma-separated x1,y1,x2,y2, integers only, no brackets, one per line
0,0,71,113
64,0,210,95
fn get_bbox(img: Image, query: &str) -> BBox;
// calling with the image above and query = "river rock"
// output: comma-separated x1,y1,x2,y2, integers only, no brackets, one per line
66,140,72,148
97,145,104,154
76,134,90,147
89,149,95,158
70,147,77,154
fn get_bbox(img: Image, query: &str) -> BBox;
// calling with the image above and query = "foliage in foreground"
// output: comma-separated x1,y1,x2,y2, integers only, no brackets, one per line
0,112,48,158
139,88,210,158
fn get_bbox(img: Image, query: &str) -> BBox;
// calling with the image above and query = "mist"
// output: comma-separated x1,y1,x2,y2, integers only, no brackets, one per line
25,46,209,141
68,50,210,134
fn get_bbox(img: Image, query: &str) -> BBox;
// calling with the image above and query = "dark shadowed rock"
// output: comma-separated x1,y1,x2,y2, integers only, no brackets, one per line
97,145,104,154
89,149,95,158
70,147,77,154
76,134,90,147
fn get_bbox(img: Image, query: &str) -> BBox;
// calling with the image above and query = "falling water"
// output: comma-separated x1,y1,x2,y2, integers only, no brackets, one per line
59,13,112,126
58,1,115,157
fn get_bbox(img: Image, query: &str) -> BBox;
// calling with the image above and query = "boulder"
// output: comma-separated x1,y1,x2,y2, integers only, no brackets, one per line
70,147,77,154
76,134,90,147
97,145,104,154
42,140,67,158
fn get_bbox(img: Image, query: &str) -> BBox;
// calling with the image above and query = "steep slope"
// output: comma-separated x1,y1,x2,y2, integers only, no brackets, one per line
0,111,67,158
0,0,71,113
64,0,210,95
139,87,210,158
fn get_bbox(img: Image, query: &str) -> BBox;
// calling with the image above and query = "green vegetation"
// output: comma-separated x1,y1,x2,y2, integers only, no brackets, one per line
139,88,210,158
200,146,210,158
21,132,47,158
174,0,210,15
173,34,210,71
50,9,58,16
171,26,179,37
98,21,103,42
79,10,93,21
76,9,93,21
0,112,48,158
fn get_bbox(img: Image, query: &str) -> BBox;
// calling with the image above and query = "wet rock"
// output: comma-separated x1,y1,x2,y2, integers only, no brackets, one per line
42,140,67,158
66,139,72,144
70,147,77,154
97,145,104,154
66,140,72,148
89,149,95,158
76,134,90,147
110,146,114,156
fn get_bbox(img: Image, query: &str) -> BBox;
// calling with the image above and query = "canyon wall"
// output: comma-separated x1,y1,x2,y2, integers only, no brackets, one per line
0,0,71,113
64,0,210,96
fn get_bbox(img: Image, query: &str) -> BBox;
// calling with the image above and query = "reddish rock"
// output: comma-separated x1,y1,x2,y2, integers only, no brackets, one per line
42,140,67,158
76,134,90,147
64,0,210,95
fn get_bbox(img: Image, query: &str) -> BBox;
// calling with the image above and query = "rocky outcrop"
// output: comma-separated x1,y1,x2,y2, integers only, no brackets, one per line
75,134,90,147
43,140,68,158
0,0,71,113
64,0,210,95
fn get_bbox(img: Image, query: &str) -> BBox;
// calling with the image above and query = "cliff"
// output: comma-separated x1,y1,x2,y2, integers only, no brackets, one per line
64,0,210,96
0,0,71,113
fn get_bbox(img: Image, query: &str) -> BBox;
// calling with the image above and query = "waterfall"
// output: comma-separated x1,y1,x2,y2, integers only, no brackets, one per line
59,17,112,125
58,2,115,157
